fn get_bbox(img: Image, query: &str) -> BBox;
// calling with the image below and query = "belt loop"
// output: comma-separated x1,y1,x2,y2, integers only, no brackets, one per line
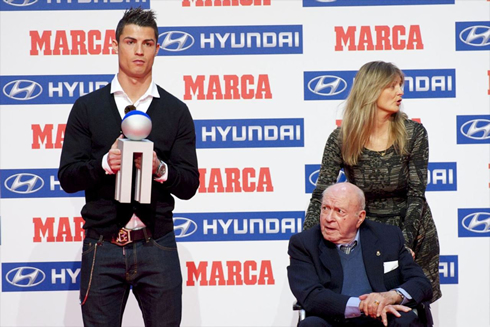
97,235,104,246
143,228,151,242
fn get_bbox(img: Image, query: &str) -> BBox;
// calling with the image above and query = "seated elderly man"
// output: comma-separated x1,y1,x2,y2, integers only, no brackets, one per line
288,182,432,327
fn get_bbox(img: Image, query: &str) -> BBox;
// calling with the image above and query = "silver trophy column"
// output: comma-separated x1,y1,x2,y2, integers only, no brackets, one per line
115,111,154,204
114,138,153,204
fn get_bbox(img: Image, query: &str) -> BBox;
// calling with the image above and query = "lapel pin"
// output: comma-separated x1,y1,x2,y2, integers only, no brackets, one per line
376,251,381,256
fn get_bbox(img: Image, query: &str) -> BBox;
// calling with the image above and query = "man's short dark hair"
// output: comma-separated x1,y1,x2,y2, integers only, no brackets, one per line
116,7,158,42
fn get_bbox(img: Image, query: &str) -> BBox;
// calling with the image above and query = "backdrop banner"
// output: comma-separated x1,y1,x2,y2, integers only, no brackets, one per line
1,1,489,326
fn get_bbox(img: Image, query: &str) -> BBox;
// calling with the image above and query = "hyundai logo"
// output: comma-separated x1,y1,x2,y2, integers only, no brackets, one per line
6,267,46,287
3,80,42,101
337,170,346,183
308,75,348,96
4,173,44,194
3,0,38,6
308,169,319,187
459,26,490,47
173,217,198,238
462,212,490,233
460,119,490,140
159,32,194,52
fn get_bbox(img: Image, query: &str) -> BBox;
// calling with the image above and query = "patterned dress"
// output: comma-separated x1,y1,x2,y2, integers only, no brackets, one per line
303,119,441,302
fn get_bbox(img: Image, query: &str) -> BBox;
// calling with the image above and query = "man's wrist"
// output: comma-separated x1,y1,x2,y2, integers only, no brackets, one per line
155,159,166,177
394,289,404,304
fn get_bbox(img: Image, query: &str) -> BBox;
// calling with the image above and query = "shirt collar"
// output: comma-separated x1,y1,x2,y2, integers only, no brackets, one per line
110,74,160,102
336,230,360,250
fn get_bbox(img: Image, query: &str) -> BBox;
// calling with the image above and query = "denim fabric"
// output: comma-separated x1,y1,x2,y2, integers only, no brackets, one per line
80,231,182,327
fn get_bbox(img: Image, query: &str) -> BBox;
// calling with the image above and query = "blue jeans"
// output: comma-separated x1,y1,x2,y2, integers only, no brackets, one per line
80,231,182,327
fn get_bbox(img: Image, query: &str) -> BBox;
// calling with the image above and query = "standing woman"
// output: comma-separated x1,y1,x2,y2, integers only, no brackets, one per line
304,61,441,302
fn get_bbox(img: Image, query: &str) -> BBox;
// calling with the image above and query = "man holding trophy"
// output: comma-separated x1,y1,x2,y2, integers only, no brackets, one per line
58,7,199,327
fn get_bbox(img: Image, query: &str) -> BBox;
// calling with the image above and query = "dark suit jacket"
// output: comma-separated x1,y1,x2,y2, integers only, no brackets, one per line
287,220,432,321
58,83,199,239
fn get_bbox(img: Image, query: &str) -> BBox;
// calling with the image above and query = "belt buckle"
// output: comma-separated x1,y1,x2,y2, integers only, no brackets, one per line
111,228,132,246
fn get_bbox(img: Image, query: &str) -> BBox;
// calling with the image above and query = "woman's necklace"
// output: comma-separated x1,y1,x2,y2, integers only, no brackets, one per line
367,135,390,156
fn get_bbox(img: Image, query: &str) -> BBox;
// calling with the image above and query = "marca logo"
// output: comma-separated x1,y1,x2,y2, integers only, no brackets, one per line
304,165,345,193
195,118,304,149
183,74,272,100
439,255,458,284
458,209,490,237
32,124,65,149
33,217,85,242
488,70,490,95
173,211,304,242
303,0,454,7
2,261,80,292
1,169,82,198
157,25,302,56
0,75,111,105
186,260,275,286
1,0,149,11
183,0,270,6
456,21,490,51
426,162,457,191
457,115,490,144
30,30,115,55
304,69,455,101
198,167,273,193
334,25,423,51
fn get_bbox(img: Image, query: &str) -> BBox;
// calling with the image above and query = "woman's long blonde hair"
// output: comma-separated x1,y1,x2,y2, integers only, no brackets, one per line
341,61,408,166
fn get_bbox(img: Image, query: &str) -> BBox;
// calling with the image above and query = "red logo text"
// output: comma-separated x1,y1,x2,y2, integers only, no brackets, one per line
183,74,272,100
487,70,490,95
32,124,65,149
335,25,423,51
186,260,275,286
30,30,115,56
33,217,85,242
183,0,270,6
198,167,274,193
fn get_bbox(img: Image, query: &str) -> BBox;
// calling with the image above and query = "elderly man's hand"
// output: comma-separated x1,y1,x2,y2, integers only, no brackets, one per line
359,291,402,322
378,304,412,326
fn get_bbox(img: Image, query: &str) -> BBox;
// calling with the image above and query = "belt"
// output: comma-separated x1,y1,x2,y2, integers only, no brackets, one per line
86,228,152,246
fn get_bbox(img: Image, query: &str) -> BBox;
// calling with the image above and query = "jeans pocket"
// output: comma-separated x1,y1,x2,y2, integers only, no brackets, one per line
82,239,98,256
150,232,178,251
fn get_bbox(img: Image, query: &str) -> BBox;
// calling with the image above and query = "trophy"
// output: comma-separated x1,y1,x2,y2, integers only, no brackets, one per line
115,110,153,204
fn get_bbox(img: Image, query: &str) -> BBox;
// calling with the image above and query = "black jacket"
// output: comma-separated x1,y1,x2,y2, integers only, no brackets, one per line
58,83,199,239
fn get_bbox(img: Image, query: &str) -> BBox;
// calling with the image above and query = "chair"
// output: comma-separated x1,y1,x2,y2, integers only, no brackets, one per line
292,300,433,327
292,301,305,326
